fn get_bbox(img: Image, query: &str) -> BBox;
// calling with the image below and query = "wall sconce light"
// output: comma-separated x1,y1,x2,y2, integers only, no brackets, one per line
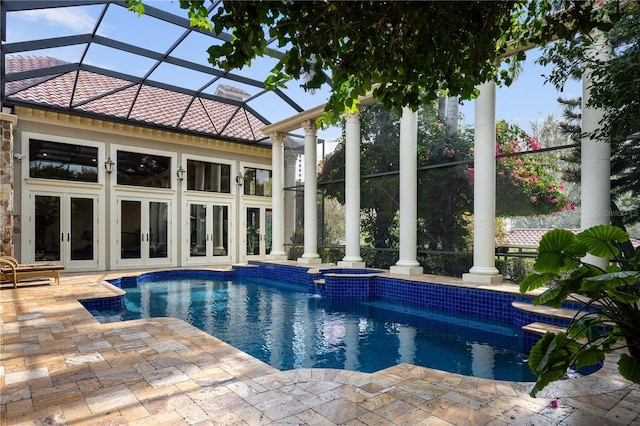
177,165,186,181
104,157,115,174
14,153,24,161
235,172,244,185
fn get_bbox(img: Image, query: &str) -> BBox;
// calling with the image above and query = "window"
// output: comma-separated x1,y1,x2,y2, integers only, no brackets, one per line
186,160,231,193
243,167,272,196
29,139,98,182
116,150,171,188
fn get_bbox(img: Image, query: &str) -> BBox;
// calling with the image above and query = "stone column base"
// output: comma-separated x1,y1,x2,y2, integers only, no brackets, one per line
337,260,366,269
267,252,288,261
462,273,503,284
298,256,321,265
390,265,423,275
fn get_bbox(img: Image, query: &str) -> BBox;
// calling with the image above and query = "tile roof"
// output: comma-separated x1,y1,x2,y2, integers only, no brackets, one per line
5,55,267,144
500,228,640,249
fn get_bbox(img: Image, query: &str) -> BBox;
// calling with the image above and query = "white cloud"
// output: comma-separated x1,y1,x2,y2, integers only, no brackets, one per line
21,8,96,33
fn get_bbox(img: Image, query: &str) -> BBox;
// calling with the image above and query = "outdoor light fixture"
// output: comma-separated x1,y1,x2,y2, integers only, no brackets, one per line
104,157,115,174
177,165,186,181
235,172,244,185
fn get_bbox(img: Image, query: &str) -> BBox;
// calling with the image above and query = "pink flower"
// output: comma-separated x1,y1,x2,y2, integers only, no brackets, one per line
527,137,542,150
550,400,559,408
531,196,538,203
598,1,604,7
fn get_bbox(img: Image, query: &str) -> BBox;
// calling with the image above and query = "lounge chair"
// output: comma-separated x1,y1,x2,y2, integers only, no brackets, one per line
0,256,64,288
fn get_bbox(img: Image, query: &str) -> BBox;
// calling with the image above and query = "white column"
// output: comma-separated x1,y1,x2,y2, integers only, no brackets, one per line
268,132,287,260
581,31,611,268
298,120,321,264
390,107,423,275
338,111,366,268
463,81,502,284
284,150,298,248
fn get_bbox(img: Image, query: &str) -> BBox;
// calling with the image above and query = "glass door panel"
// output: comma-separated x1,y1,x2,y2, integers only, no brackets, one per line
265,208,272,255
186,202,230,263
121,200,141,259
32,193,97,269
211,205,228,256
245,206,272,259
117,198,172,267
190,204,207,257
149,201,168,259
35,195,60,262
246,207,260,256
70,197,94,261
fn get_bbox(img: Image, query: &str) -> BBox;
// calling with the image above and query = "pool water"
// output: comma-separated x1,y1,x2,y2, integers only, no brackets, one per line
91,276,536,381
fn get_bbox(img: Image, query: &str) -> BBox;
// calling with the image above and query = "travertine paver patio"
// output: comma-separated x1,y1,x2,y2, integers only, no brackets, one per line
1,271,639,425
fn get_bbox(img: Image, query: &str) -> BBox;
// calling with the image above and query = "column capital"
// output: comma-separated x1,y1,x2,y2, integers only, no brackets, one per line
302,119,316,134
284,150,298,163
345,111,361,122
270,132,285,146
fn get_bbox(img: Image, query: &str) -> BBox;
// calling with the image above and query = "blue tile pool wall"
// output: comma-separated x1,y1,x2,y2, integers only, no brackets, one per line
374,277,519,323
320,268,384,275
137,269,235,282
81,296,124,312
323,275,374,299
252,262,316,291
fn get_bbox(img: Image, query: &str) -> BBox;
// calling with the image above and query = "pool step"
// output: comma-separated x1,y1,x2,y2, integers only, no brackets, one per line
522,321,567,336
512,301,580,338
314,279,325,286
512,302,582,322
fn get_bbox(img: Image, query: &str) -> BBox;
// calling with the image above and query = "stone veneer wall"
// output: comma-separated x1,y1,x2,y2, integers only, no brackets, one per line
0,112,17,257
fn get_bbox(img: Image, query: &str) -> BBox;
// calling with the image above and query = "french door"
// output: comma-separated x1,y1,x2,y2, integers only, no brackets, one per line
116,197,172,267
244,205,272,260
185,201,231,264
30,192,99,270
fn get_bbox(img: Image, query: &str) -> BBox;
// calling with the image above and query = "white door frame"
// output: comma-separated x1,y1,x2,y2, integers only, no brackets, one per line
23,187,103,272
183,196,234,266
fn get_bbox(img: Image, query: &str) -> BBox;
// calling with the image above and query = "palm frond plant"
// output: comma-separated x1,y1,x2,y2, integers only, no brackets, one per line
519,225,640,396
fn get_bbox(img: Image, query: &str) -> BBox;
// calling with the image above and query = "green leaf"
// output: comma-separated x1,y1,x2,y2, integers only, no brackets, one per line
126,0,145,16
618,353,640,385
582,271,639,293
575,346,605,369
605,287,640,304
534,229,585,273
527,332,578,397
577,225,629,259
519,272,557,294
532,283,572,308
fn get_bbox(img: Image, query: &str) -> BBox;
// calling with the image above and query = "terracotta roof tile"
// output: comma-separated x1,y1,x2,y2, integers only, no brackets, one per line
500,228,640,249
5,55,268,143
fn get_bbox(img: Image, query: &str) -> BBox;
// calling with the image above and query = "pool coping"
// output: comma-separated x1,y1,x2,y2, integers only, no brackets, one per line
1,266,639,424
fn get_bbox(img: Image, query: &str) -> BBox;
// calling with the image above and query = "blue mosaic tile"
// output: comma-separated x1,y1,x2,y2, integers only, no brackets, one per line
81,296,124,311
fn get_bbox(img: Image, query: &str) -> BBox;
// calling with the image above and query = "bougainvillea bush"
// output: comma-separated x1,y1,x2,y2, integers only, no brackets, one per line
494,120,572,216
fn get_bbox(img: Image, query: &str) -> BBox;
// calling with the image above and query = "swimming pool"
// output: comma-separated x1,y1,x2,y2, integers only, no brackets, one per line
87,272,537,381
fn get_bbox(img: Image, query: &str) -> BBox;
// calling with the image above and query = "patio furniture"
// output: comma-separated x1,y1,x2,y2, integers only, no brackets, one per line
0,256,64,288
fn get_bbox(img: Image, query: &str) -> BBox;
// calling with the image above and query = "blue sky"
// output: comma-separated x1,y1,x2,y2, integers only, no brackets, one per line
459,49,582,135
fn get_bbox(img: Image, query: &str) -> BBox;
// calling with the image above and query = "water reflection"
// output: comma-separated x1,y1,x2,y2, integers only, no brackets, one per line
108,277,534,381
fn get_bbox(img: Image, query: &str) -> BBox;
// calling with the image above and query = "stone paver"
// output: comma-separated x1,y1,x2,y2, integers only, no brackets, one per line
1,270,639,425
